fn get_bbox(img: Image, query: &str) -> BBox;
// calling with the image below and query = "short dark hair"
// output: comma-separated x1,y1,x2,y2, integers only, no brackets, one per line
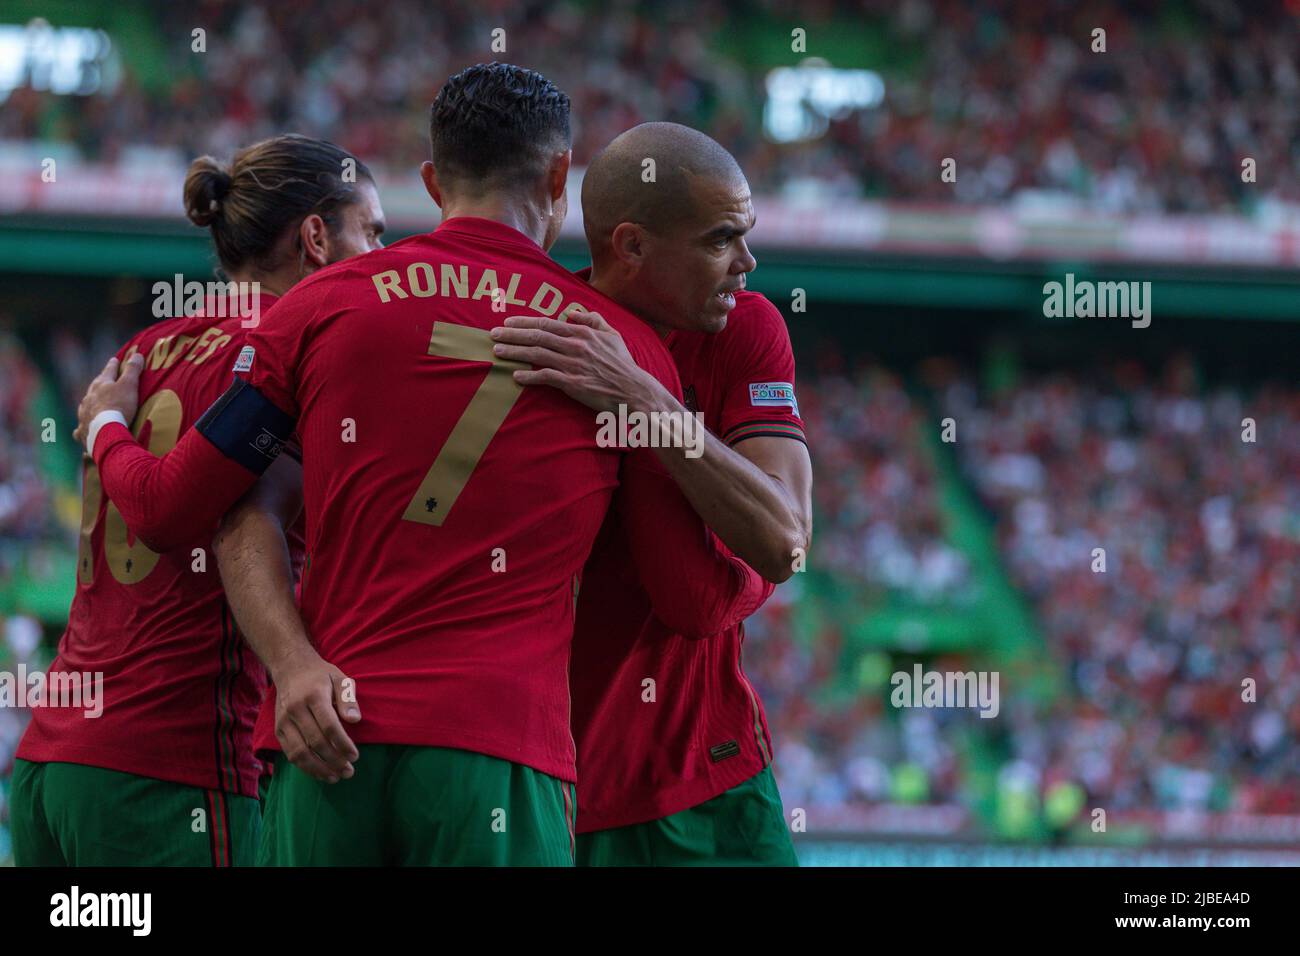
429,62,571,190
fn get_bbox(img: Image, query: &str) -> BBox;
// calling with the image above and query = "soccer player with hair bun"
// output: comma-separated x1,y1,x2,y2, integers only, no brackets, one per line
12,134,385,866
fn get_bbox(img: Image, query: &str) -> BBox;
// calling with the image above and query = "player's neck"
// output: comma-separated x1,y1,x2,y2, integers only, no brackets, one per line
438,197,552,248
588,269,669,339
227,267,294,300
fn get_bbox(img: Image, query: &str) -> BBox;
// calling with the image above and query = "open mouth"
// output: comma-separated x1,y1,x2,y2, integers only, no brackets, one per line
715,290,738,309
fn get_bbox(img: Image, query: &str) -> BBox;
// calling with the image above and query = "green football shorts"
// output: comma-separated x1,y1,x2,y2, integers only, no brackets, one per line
257,743,576,866
576,766,799,866
10,758,260,866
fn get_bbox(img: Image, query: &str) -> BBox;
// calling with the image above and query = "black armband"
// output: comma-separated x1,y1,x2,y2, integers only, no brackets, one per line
196,377,296,475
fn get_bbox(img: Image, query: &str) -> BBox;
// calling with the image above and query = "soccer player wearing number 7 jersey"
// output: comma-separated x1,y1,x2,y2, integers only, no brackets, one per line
74,64,768,866
11,136,385,866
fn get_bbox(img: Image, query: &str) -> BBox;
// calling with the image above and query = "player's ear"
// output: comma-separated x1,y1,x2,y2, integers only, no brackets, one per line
299,213,331,270
546,150,571,204
546,188,568,250
609,221,647,270
420,161,444,208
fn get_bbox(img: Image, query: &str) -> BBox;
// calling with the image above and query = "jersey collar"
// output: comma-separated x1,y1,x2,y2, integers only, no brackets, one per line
434,215,545,252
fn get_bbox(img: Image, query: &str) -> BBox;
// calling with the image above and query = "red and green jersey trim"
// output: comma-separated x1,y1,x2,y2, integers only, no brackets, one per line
205,788,233,867
724,419,807,447
212,604,243,796
560,780,577,862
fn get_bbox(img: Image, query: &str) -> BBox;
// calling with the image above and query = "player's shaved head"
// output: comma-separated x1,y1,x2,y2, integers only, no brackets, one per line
582,122,756,335
582,122,746,257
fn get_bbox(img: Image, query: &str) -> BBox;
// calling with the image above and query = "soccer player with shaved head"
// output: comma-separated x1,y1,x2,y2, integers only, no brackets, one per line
491,122,813,864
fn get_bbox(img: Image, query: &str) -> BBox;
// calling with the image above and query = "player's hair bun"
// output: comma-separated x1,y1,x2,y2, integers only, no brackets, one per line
180,135,371,274
183,155,234,228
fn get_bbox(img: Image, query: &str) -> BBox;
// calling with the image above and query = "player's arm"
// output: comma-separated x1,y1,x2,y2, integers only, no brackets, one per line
617,449,774,637
494,310,772,634
75,356,265,550
77,360,294,552
491,310,809,582
213,453,359,783
634,405,810,584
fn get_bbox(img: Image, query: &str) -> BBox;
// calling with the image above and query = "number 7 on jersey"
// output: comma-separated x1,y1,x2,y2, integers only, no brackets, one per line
402,322,528,526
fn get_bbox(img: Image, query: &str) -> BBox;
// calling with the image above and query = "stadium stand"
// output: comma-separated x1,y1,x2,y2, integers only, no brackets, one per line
3,0,1299,863
2,0,1297,212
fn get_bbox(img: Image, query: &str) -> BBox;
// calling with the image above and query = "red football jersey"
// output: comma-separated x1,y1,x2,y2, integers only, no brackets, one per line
18,294,284,798
571,291,807,831
239,216,689,782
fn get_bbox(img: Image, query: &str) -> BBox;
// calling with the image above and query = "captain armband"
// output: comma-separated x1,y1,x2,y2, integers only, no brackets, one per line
195,377,296,474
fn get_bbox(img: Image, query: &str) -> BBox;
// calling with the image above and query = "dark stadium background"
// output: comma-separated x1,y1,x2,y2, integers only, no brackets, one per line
2,0,1299,865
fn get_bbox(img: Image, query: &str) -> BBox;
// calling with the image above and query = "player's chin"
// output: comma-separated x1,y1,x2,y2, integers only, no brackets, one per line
703,291,735,330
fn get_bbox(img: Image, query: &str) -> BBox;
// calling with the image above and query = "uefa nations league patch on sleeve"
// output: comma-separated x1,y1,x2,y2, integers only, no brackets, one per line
232,345,255,373
749,381,799,416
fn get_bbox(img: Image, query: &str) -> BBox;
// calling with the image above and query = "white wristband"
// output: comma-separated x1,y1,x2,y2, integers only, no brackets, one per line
87,410,129,456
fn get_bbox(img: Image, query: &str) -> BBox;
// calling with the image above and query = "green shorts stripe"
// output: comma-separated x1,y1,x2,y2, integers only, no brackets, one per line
560,779,576,860
205,789,233,867
10,759,260,867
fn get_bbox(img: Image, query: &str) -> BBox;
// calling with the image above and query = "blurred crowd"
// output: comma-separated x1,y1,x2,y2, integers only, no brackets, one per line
2,0,1297,214
0,330,54,550
747,600,973,814
750,359,987,818
801,361,973,605
938,358,1300,815
0,329,57,865
756,355,1300,823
